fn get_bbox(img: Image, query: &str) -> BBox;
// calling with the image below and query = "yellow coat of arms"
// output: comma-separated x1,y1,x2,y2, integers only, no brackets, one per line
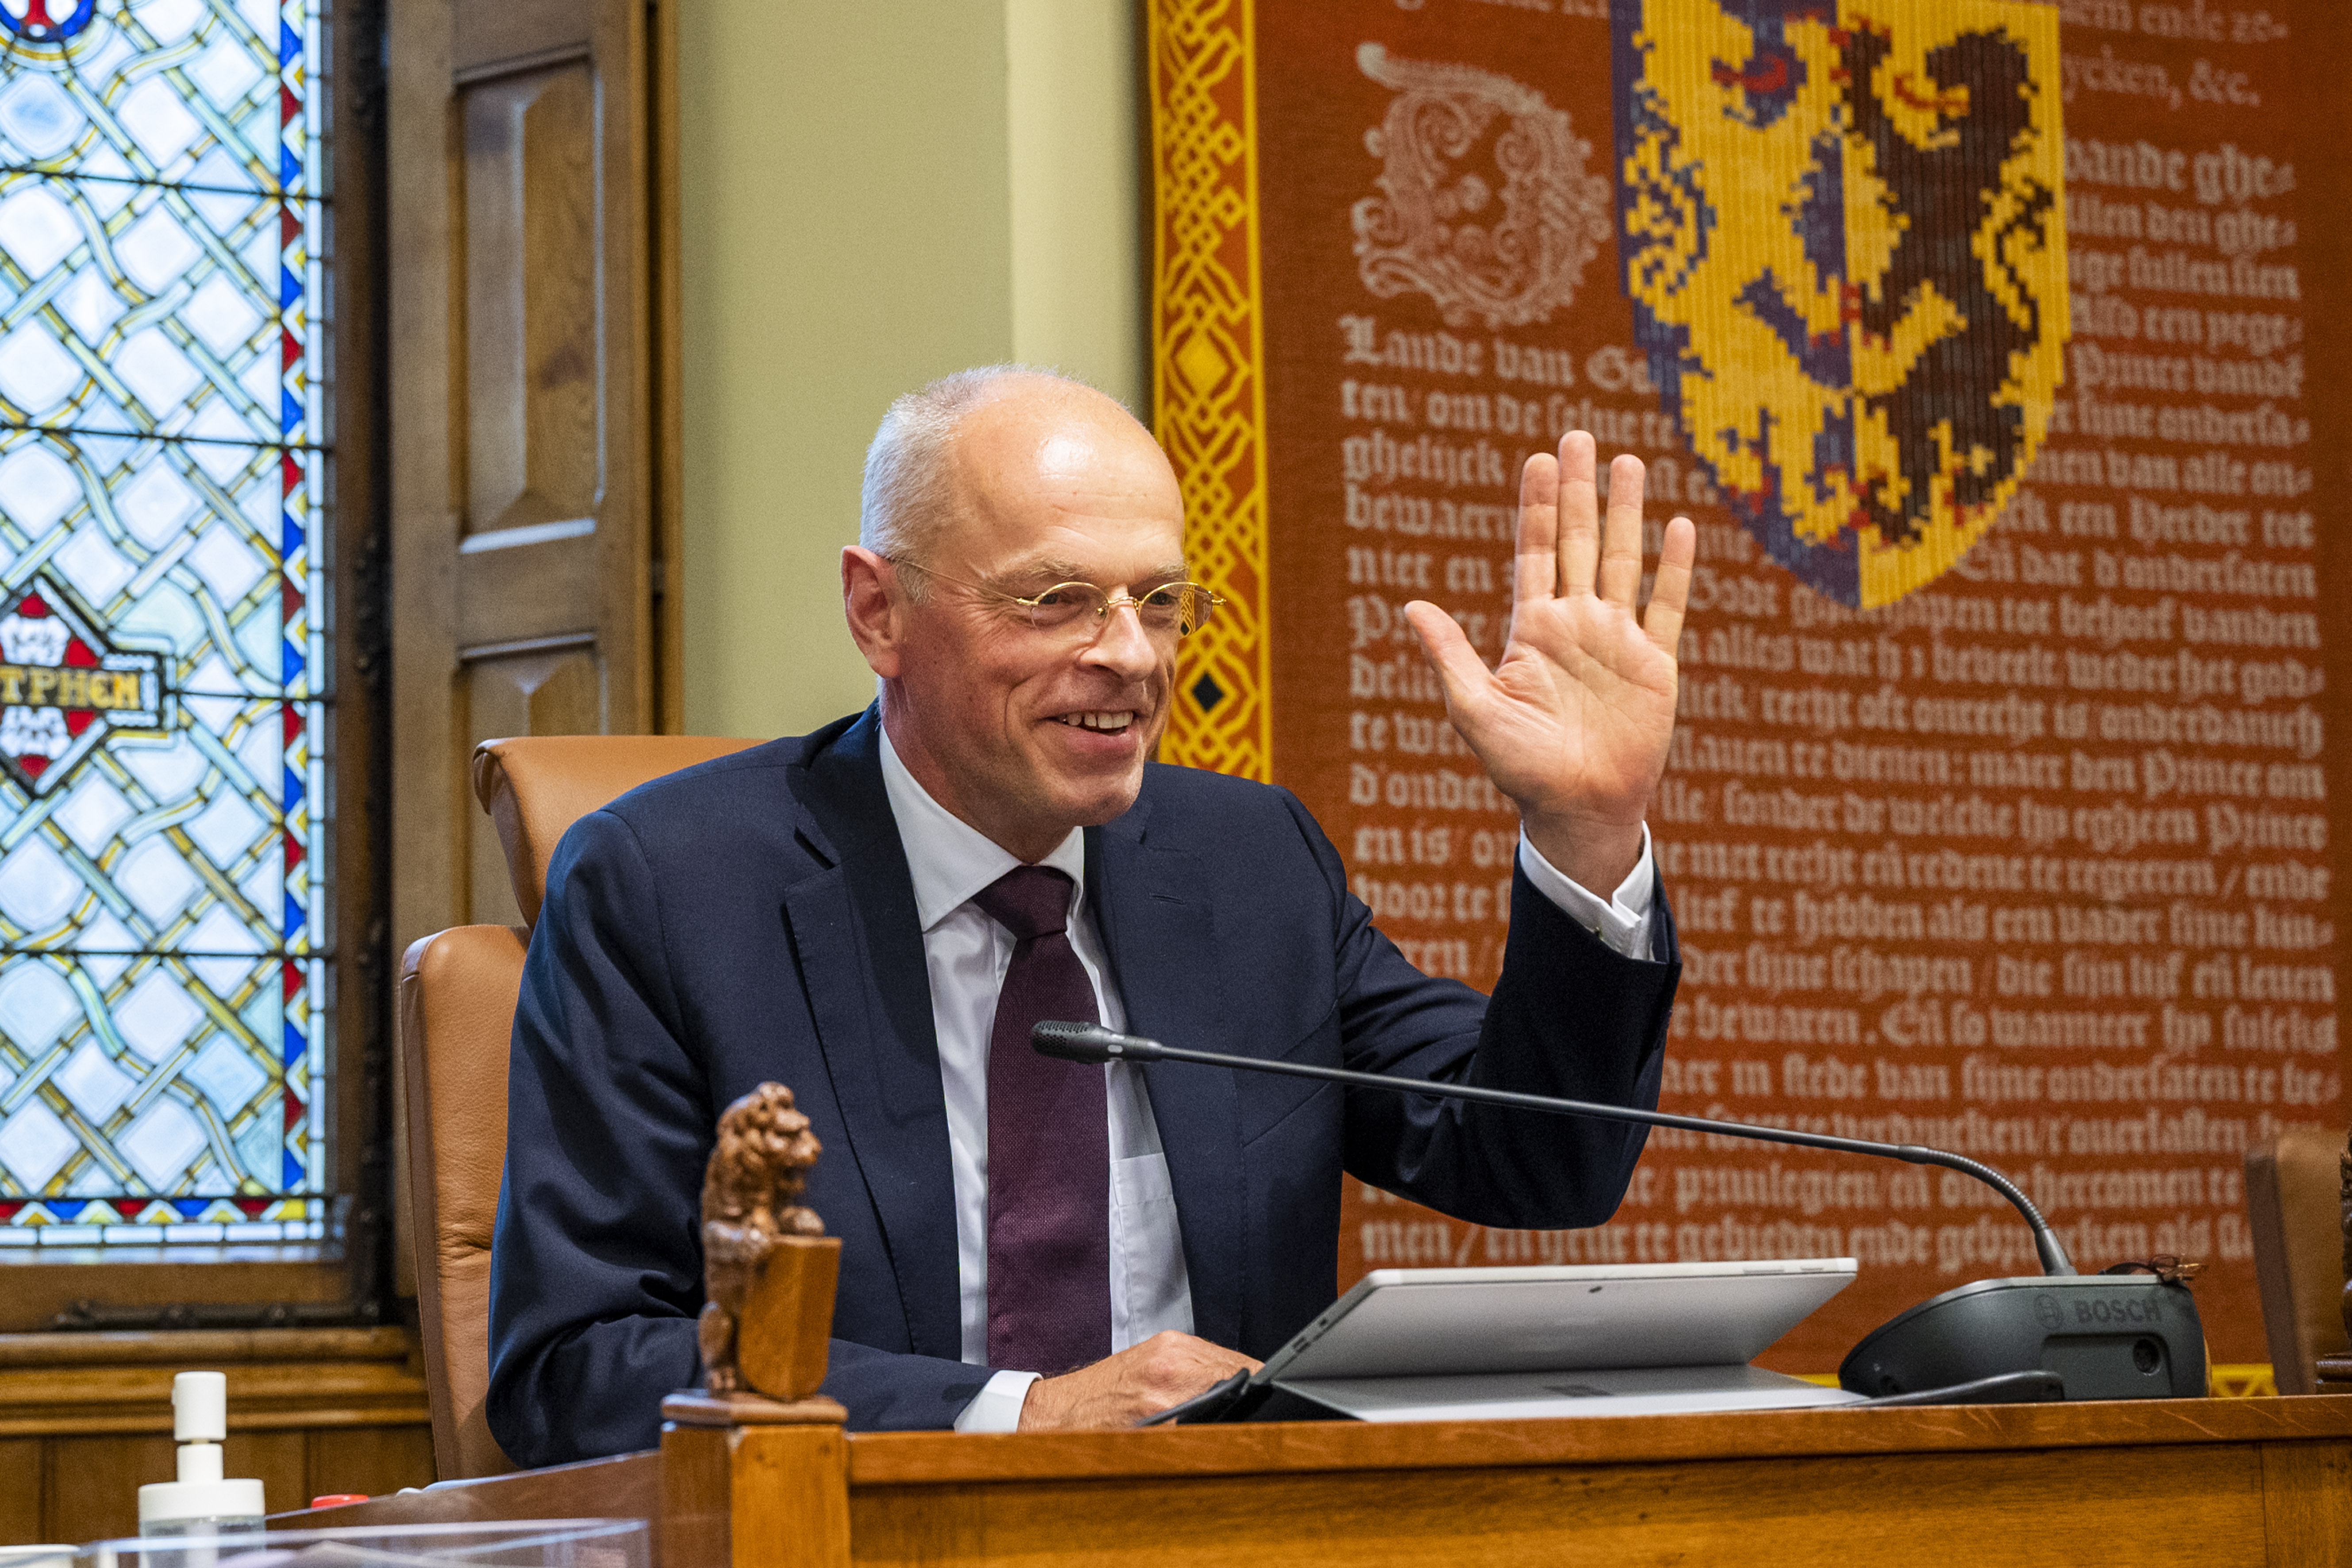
1613,0,2067,607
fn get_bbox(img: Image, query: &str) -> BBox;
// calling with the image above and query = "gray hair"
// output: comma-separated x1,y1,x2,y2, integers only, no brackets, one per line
858,365,1130,591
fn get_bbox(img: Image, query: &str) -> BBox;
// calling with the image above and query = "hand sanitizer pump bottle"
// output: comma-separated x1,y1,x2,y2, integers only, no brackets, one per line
137,1373,265,1537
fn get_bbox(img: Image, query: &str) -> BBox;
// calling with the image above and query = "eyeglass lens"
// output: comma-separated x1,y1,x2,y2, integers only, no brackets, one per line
1026,583,1213,637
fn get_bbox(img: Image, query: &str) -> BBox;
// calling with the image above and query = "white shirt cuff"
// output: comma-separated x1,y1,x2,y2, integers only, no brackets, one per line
951,1369,1042,1433
1517,823,1658,961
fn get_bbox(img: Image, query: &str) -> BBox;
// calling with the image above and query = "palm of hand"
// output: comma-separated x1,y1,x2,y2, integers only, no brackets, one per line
1401,435,1696,890
1477,587,1679,829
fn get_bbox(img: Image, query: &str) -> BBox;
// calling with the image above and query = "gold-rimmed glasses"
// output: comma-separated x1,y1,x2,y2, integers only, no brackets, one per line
890,559,1222,640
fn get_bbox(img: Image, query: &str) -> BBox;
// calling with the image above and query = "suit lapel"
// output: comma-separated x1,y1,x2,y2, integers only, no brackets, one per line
1089,798,1247,1352
779,709,962,1360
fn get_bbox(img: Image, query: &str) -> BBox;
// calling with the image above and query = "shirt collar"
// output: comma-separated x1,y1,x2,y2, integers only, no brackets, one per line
878,722,1088,932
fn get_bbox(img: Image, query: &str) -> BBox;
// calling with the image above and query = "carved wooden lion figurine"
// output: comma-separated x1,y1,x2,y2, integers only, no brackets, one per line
698,1082,826,1394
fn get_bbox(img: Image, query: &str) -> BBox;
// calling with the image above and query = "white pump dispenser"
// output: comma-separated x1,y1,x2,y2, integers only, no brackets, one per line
137,1372,266,1536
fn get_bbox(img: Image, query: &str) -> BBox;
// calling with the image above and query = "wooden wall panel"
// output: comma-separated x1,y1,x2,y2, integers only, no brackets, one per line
0,1439,46,1545
462,64,603,541
461,645,606,926
389,0,677,1302
0,1329,434,1542
307,1425,440,1510
46,1435,174,1545
15,1426,436,1543
390,0,668,959
453,0,592,71
222,1431,312,1524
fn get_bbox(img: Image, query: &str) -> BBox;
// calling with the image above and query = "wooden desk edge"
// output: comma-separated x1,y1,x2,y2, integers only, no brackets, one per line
288,1450,662,1530
285,1397,2352,1516
843,1395,2352,1485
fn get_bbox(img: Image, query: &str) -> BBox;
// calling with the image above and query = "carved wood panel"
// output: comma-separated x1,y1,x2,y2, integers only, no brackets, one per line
461,645,605,928
389,0,675,1297
390,0,664,948
3,1327,434,1538
34,1427,435,1542
462,64,602,540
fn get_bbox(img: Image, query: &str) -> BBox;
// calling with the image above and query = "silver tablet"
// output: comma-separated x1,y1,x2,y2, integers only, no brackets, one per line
1260,1258,1859,1382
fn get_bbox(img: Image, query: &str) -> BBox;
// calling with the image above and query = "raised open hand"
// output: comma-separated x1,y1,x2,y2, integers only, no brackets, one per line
1401,431,1695,894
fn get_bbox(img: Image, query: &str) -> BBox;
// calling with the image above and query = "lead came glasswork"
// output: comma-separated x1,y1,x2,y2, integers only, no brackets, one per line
0,0,327,1251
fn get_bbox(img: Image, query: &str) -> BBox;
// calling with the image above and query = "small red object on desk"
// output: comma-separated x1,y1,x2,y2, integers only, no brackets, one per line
310,1495,370,1508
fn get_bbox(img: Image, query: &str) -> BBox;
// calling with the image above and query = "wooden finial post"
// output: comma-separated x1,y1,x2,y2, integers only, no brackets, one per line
663,1082,847,1427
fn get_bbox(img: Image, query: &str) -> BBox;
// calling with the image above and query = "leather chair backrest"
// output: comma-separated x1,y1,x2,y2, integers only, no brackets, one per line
472,736,759,929
2244,1123,2352,1394
405,735,757,1478
400,924,527,1478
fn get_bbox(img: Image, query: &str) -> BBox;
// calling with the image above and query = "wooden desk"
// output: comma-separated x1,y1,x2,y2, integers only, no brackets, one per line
312,1397,2352,1567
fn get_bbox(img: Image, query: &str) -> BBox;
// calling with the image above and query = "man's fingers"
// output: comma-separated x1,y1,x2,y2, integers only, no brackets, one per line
1404,601,1492,713
1512,451,1560,609
1642,515,1698,654
1024,1332,1265,1429
1598,453,1647,609
1137,1334,1260,1410
1556,431,1601,599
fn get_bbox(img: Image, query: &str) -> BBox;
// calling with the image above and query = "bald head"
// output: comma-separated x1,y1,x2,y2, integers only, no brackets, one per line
840,366,1192,862
859,367,1178,578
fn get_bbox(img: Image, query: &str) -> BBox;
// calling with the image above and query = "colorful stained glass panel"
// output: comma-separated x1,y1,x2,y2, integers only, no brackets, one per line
0,0,318,195
0,176,321,446
0,430,316,697
0,0,327,1252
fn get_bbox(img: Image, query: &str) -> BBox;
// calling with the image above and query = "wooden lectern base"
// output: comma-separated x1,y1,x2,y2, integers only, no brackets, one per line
300,1395,2352,1566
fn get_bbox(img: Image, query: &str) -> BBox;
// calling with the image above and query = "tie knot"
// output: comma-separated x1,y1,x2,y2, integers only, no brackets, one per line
972,864,1075,943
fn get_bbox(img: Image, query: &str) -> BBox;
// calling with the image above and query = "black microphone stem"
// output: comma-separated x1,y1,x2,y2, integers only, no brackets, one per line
1039,1025,2075,1277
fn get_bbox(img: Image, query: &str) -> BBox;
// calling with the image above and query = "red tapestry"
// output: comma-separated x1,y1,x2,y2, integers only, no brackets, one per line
1151,0,2337,1371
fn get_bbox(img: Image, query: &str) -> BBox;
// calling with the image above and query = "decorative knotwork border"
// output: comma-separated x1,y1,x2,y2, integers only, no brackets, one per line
1149,0,1272,781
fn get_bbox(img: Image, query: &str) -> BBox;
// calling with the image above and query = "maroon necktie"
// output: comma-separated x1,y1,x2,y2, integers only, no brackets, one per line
972,865,1112,1374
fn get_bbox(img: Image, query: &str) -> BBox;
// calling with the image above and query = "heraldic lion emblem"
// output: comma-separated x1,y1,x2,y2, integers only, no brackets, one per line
1612,0,2067,608
697,1082,827,1394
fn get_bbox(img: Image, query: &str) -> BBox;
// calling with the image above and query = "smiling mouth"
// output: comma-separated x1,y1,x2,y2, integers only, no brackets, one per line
1054,710,1136,734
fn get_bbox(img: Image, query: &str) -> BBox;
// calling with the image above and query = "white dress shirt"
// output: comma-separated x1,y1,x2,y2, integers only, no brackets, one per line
875,727,1657,1432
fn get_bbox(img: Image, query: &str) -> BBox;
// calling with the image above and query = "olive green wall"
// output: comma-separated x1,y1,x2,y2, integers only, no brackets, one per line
676,0,1146,737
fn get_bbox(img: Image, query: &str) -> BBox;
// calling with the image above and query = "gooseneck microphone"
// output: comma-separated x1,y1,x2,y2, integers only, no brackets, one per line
1032,1020,2209,1405
1032,1018,2075,1275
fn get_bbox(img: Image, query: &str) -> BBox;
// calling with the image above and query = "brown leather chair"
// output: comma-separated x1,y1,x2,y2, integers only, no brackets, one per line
473,736,760,929
400,736,757,1479
2244,1124,2352,1394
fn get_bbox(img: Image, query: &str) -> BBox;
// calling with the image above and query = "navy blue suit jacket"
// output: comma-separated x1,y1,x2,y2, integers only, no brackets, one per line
487,708,1679,1465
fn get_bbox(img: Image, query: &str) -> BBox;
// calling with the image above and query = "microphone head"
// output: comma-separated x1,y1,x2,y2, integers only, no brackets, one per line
1031,1021,1140,1063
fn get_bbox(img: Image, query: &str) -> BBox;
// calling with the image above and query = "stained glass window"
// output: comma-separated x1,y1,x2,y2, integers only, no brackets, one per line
0,0,328,1251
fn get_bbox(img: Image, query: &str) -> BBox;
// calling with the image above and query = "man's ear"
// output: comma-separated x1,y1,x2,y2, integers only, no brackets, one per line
842,547,904,678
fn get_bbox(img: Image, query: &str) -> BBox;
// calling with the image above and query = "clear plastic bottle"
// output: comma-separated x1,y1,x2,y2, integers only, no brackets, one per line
134,1515,266,1541
138,1374,265,1538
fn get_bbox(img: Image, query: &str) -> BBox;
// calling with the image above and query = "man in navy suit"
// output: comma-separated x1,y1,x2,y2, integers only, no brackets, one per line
488,368,1697,1464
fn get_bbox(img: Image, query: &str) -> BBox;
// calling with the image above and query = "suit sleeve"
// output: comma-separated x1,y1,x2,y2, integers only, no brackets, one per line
1288,793,1681,1231
487,810,991,1464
